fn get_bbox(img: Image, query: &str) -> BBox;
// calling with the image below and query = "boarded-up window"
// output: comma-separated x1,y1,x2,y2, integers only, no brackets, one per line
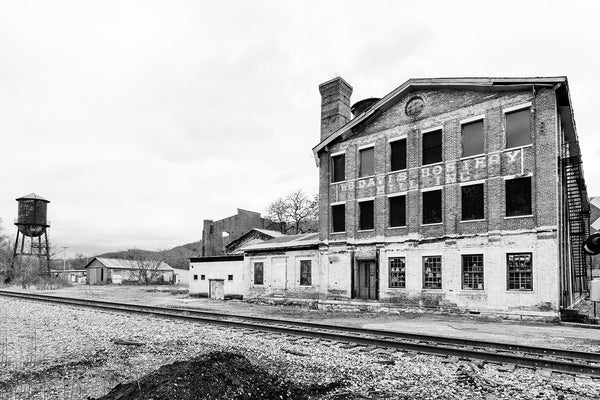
331,204,345,232
300,260,311,286
422,190,442,224
359,200,374,230
389,195,406,227
423,256,442,289
462,254,484,290
389,257,406,288
390,139,407,171
507,253,532,290
461,184,484,221
505,177,532,217
359,147,375,177
422,130,442,165
505,108,531,149
254,262,264,285
331,154,345,182
462,120,484,157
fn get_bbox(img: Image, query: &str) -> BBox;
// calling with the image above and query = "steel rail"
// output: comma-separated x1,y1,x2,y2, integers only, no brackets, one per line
1,290,599,377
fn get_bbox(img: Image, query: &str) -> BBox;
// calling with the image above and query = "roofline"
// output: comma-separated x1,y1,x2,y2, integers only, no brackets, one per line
190,255,244,263
312,77,569,162
243,243,319,253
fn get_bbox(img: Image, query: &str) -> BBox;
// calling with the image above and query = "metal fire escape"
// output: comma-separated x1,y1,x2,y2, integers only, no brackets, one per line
562,153,590,299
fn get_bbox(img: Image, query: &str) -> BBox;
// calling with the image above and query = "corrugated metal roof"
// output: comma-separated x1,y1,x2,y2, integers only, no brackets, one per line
241,233,319,251
16,193,50,202
91,257,174,271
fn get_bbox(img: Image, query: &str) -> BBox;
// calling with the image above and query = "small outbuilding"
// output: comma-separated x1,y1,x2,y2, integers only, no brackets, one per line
189,255,245,299
85,257,174,285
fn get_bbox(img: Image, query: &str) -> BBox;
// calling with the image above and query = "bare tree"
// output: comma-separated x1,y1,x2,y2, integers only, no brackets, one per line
123,249,169,285
266,190,318,234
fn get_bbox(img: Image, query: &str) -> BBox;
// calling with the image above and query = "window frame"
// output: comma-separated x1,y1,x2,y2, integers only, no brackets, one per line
422,128,443,166
253,262,264,285
200,275,205,280
331,202,346,233
506,252,533,291
358,199,375,231
504,104,532,149
228,275,233,281
388,257,406,288
390,138,407,171
461,182,485,221
331,153,346,183
505,176,532,218
359,146,375,177
422,188,443,225
423,256,442,289
193,274,198,281
388,194,407,228
460,117,485,158
461,254,484,290
300,260,312,286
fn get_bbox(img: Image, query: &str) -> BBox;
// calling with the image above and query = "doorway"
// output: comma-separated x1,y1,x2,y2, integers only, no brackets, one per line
209,279,225,300
353,260,378,300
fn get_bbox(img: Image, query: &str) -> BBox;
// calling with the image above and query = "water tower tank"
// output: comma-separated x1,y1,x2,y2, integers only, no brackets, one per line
15,193,50,237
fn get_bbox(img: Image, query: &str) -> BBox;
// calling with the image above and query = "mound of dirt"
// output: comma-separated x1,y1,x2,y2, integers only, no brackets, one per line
96,351,341,400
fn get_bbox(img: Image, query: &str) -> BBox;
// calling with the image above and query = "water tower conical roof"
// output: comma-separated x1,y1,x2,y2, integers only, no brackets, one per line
16,193,50,202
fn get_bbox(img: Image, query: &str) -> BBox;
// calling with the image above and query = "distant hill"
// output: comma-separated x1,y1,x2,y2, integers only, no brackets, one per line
96,240,202,270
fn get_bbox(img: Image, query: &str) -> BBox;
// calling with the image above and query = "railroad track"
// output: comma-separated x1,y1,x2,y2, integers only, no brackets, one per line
1,289,599,377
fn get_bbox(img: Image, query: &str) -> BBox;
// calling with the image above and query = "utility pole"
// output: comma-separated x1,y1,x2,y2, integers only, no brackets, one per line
61,246,68,270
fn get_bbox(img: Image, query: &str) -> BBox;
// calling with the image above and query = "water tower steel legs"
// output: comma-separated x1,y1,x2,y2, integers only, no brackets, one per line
11,229,51,272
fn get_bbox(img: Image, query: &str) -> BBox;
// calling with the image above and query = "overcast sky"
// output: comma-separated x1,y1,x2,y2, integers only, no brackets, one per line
1,0,599,256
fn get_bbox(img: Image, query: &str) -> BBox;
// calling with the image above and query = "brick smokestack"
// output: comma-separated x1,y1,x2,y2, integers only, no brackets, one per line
319,77,353,141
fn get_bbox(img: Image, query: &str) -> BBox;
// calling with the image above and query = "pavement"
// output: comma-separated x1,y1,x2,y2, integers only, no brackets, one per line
6,284,600,352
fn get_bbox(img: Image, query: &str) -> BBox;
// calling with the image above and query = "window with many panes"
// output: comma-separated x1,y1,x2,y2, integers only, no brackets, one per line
390,139,407,171
300,260,311,286
462,254,484,290
389,195,406,227
331,154,345,182
462,119,484,157
507,253,532,290
254,262,264,285
423,256,442,289
505,177,532,217
359,147,375,177
422,189,442,224
359,200,374,230
331,203,345,232
389,257,406,288
505,108,531,149
461,183,484,221
422,129,442,165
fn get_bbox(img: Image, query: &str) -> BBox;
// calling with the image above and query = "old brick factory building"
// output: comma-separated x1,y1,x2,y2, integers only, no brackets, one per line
311,76,589,315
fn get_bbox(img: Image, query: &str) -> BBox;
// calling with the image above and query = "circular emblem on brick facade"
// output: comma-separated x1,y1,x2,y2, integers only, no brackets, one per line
405,96,425,117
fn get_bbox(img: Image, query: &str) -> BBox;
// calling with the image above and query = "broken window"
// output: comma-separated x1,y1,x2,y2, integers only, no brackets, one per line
228,275,233,281
331,204,345,233
389,195,406,227
462,120,484,157
505,108,531,149
389,257,406,288
507,253,532,290
423,256,442,289
422,189,442,224
193,274,198,281
253,262,264,285
331,154,345,182
390,139,407,171
462,254,484,290
461,183,484,221
505,177,532,217
359,147,375,177
359,200,374,230
300,260,311,286
422,129,442,165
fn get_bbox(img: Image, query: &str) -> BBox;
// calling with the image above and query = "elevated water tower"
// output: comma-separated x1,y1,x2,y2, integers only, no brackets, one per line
12,193,51,270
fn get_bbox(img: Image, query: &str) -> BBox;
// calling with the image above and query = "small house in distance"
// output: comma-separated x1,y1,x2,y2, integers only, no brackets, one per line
85,257,174,285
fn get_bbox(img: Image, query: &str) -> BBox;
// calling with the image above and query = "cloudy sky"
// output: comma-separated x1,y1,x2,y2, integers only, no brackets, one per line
1,0,599,256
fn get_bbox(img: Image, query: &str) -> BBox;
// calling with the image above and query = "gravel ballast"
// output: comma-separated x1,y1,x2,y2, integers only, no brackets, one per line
1,297,599,399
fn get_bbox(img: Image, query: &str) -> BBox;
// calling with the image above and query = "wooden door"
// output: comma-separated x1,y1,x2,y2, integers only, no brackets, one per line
354,260,378,300
209,280,225,300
